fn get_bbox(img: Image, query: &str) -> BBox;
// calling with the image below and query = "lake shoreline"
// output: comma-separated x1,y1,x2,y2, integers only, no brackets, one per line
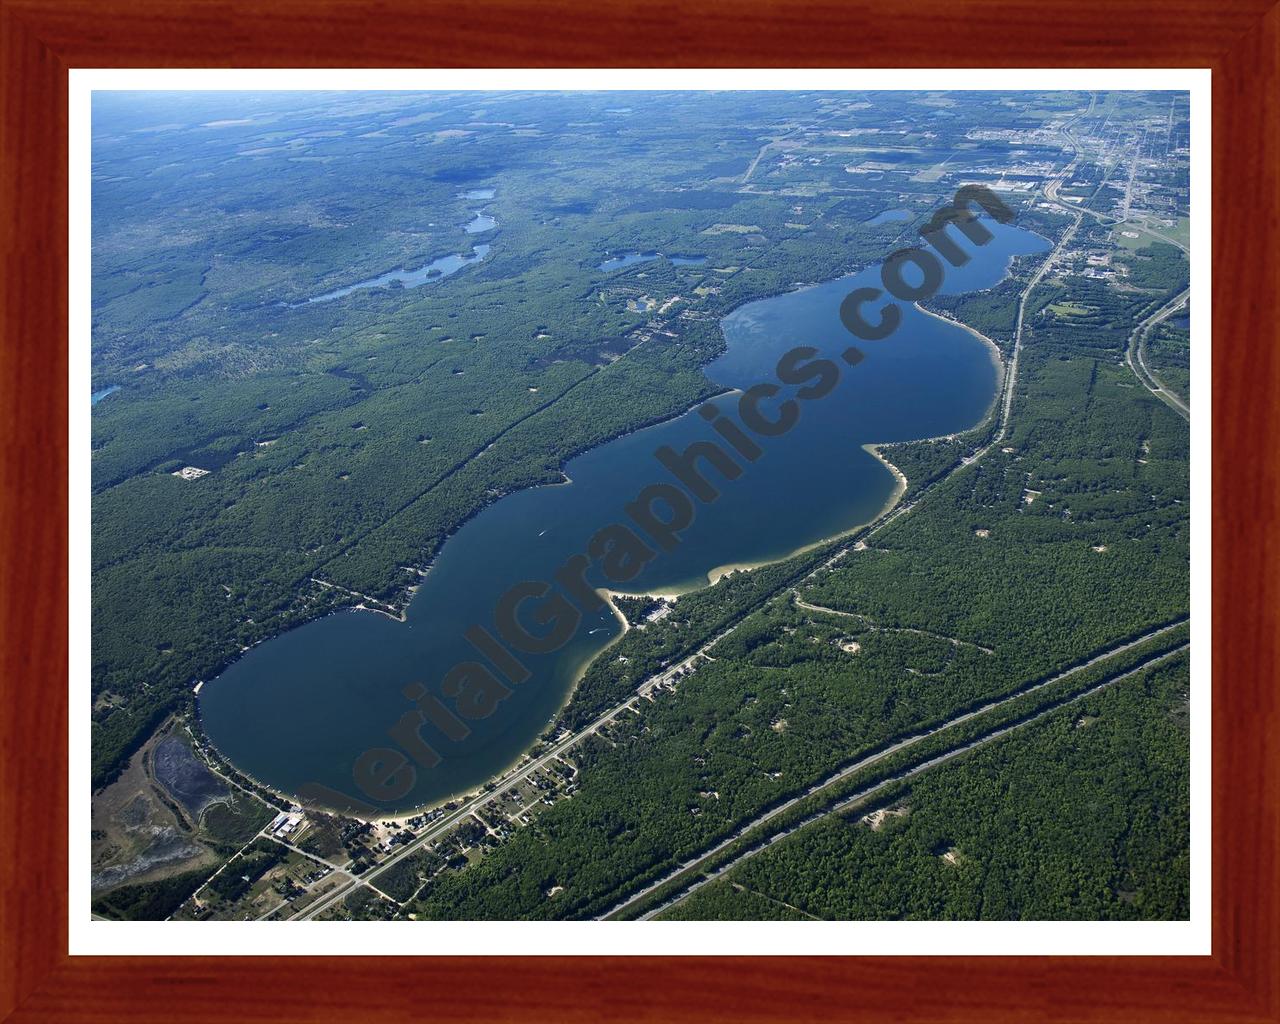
324,430,942,821
914,303,1007,430
182,435,924,828
352,585,634,828
323,441,924,822
197,222,1043,821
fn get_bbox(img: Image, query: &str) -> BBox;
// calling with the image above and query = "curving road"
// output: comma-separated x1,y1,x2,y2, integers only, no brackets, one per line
1125,289,1191,420
286,99,1187,925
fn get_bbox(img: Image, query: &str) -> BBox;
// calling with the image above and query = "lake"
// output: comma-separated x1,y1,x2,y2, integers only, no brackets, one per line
865,208,913,225
92,385,120,406
597,252,707,271
299,246,492,304
298,196,498,304
200,217,1049,814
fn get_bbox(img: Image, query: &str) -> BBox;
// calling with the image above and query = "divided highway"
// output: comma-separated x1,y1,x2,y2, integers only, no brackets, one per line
599,622,1188,920
1126,289,1191,420
289,98,1190,925
636,642,1189,921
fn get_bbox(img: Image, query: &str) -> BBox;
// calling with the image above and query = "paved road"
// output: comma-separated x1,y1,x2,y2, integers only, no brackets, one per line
804,164,1082,581
635,641,1189,921
996,204,1082,445
286,622,740,921
1120,128,1147,221
603,151,1190,918
288,99,1172,924
1033,107,1190,422
1126,289,1191,420
606,98,1191,922
1041,102,1187,255
599,621,1187,920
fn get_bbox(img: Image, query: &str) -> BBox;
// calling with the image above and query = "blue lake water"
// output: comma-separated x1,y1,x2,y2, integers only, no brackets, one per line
299,246,492,304
865,208,913,225
92,385,120,406
298,197,498,304
597,252,707,272
201,217,1049,814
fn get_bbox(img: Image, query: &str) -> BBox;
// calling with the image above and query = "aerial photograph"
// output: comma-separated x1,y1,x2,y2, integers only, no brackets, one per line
88,88,1192,924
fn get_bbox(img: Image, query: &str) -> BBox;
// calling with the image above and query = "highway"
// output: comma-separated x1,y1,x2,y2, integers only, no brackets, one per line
1037,106,1190,422
289,97,1180,924
599,114,1194,918
996,204,1081,446
1125,289,1191,420
598,622,1187,919
638,642,1189,921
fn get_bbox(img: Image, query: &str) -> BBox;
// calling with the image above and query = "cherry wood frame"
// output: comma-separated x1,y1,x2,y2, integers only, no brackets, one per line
2,1,1277,1020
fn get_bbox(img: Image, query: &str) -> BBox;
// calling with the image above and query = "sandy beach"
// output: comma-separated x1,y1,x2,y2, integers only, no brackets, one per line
916,303,1007,426
364,584,633,827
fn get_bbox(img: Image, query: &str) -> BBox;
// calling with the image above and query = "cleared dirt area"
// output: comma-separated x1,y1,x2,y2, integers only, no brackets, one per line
860,806,909,831
92,721,274,902
91,724,220,894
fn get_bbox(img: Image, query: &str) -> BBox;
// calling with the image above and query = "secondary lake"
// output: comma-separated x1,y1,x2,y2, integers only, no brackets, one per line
201,217,1049,814
297,196,498,305
597,252,707,271
299,246,492,305
865,208,913,225
465,210,497,234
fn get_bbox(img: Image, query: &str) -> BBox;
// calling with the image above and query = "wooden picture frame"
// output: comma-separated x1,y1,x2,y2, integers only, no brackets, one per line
2,1,1275,1020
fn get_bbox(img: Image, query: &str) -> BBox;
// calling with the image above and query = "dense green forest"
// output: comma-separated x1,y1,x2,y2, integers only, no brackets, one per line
1146,309,1191,401
400,160,1189,919
93,866,212,921
91,90,1192,923
405,261,1191,919
93,90,992,784
661,652,1189,920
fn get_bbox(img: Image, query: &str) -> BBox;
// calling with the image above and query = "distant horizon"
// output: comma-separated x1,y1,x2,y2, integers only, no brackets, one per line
73,75,1207,957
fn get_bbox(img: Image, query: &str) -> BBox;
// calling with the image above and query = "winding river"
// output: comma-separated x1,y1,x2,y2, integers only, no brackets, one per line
200,216,1048,814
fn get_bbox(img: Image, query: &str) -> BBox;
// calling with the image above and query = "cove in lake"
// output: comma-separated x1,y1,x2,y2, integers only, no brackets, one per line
597,252,707,271
201,217,1049,815
92,385,120,406
465,210,497,234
